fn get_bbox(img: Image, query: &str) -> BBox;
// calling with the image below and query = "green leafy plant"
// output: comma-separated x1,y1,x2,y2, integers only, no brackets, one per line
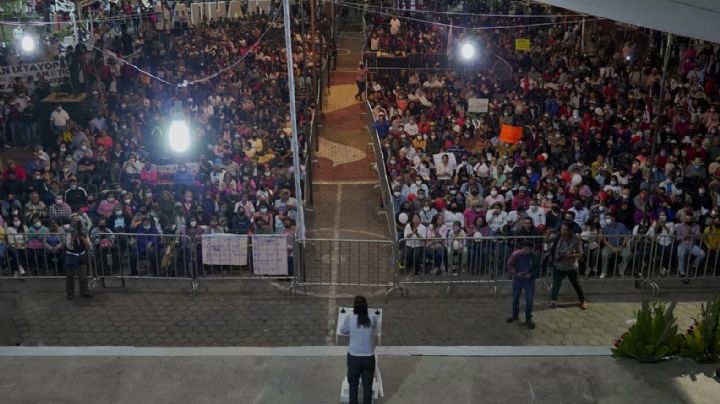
681,297,720,363
611,300,683,362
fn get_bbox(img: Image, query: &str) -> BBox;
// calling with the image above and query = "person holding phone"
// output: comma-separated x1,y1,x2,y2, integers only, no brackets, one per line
340,296,378,404
549,220,587,309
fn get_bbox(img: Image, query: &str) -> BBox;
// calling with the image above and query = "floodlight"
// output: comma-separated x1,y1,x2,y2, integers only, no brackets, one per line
168,120,190,153
460,42,475,60
21,34,35,52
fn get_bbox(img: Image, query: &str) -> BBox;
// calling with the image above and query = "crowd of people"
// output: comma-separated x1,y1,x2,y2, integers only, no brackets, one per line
366,1,720,283
0,3,320,278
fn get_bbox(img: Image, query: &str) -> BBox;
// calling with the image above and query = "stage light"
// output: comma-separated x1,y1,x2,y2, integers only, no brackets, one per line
21,34,35,53
625,55,631,61
168,120,190,153
460,42,475,60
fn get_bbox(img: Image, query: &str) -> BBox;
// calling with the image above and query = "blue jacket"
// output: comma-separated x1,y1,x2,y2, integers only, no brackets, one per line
135,226,160,253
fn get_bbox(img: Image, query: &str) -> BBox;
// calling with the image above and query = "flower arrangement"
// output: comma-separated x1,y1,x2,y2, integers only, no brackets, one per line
611,299,683,363
680,297,720,364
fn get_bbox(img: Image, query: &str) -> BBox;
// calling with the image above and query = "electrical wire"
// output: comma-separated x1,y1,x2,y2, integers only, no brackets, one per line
335,1,598,30
337,1,581,18
86,6,282,88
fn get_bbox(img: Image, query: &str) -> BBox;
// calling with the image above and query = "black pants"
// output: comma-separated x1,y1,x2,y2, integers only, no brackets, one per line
347,354,375,404
550,269,585,302
66,263,88,297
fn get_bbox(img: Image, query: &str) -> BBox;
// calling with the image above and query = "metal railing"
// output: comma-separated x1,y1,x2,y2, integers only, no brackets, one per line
4,230,720,298
296,238,396,290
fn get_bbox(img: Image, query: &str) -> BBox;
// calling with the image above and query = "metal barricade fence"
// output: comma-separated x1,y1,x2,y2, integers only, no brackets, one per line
1,232,71,278
296,239,397,293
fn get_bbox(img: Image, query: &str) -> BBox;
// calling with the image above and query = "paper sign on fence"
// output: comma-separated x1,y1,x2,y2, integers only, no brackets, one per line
252,236,288,275
202,234,248,266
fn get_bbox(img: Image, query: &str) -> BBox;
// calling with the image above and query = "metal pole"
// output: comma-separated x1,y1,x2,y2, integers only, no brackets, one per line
310,0,317,94
649,33,673,162
581,18,585,54
283,0,306,240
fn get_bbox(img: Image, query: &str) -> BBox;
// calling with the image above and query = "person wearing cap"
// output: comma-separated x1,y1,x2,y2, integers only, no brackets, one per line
506,239,541,329
684,157,707,185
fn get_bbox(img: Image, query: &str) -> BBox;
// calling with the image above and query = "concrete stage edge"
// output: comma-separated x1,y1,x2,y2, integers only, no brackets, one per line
0,346,718,404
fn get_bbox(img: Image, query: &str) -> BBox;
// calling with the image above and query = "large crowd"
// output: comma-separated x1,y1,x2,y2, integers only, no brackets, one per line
0,3,320,277
366,1,720,281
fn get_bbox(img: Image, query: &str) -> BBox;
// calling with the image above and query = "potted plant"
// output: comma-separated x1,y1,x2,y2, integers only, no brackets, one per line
681,297,720,363
611,299,683,363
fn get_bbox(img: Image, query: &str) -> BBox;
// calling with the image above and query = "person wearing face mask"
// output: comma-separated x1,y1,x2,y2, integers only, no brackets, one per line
48,196,72,222
702,216,720,276
6,216,29,276
173,164,195,193
64,221,93,300
526,201,546,227
548,220,588,310
26,215,49,260
182,215,205,276
254,204,274,231
599,214,633,278
90,219,118,274
484,187,505,209
97,192,120,218
485,203,508,235
63,179,87,210
129,217,160,276
675,213,705,283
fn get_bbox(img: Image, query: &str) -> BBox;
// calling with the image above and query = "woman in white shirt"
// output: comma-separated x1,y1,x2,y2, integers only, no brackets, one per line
340,296,378,404
403,213,427,275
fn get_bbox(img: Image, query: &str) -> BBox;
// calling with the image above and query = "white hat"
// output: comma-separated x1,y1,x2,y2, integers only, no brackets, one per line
398,213,408,224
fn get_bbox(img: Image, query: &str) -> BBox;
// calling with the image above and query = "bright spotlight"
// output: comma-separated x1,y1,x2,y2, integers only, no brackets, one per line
168,120,190,153
460,42,475,60
625,55,631,61
21,35,35,53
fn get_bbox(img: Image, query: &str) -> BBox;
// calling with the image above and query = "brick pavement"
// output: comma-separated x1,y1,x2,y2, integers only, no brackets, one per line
1,279,711,348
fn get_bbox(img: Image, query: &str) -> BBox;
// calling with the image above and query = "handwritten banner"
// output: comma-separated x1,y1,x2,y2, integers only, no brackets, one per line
201,234,248,266
252,235,288,275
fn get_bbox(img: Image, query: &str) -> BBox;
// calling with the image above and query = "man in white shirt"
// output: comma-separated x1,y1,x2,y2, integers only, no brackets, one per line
50,105,70,134
486,203,508,234
526,201,546,226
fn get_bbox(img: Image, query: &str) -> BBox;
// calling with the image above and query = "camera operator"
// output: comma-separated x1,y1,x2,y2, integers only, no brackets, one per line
65,220,93,300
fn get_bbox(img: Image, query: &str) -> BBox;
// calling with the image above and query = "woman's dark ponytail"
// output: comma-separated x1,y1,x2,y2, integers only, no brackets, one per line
353,295,370,328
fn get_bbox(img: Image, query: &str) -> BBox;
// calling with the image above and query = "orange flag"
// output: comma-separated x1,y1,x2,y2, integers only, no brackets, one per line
499,124,523,144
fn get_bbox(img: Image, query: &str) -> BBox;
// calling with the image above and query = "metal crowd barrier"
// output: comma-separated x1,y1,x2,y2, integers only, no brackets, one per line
296,239,399,294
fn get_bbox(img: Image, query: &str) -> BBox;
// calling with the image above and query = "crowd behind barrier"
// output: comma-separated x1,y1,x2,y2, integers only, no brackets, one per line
0,2,336,287
363,1,720,289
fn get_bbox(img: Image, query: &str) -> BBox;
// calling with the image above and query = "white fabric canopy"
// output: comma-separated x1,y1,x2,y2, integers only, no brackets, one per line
534,0,720,43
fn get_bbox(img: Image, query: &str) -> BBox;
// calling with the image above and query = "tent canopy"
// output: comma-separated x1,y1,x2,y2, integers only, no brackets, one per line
534,0,720,43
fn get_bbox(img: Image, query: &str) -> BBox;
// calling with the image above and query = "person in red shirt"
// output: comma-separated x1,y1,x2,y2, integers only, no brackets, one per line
3,160,27,181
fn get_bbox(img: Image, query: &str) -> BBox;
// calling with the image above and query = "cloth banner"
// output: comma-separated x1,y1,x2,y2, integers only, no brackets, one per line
202,234,248,266
499,124,523,144
252,236,288,276
0,61,69,93
154,162,200,175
